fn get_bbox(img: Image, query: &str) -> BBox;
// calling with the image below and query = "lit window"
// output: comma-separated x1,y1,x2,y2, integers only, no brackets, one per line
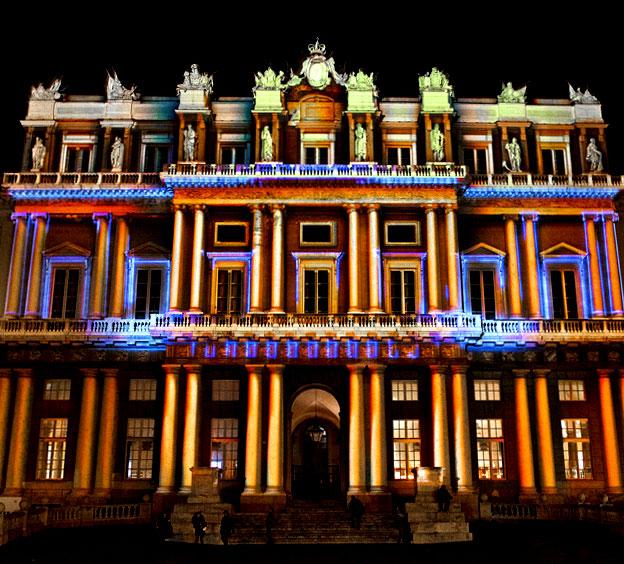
135,268,163,319
36,418,68,480
216,269,243,314
212,380,240,401
391,380,418,401
550,270,579,319
129,379,157,401
561,419,592,479
469,270,496,319
43,379,71,401
126,418,155,479
474,380,501,401
211,418,239,480
389,269,417,314
387,147,411,166
392,419,420,479
476,419,504,479
50,268,80,319
558,380,586,401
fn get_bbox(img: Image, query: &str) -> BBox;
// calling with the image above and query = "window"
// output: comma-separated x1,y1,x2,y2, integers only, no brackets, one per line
300,222,336,246
385,222,421,246
43,379,71,401
469,270,496,319
143,145,170,172
293,253,341,314
541,148,567,175
129,379,157,401
216,269,243,314
463,148,488,174
135,268,163,319
212,380,240,401
304,269,329,314
393,419,420,479
214,223,249,246
36,418,68,480
561,419,592,479
51,268,80,319
387,147,411,166
210,418,238,480
474,380,501,401
391,380,418,401
64,147,93,173
221,146,246,165
304,146,329,165
558,380,585,401
550,270,579,319
389,270,417,314
126,418,155,479
476,419,504,479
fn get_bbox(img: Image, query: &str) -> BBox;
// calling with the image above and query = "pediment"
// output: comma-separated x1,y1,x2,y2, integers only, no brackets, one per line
43,242,91,257
461,242,506,257
128,241,170,258
540,242,586,257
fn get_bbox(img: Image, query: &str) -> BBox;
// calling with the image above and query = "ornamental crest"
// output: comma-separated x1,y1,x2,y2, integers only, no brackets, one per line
298,39,346,90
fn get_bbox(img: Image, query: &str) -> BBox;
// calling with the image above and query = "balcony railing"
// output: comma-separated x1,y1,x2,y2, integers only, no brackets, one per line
469,172,623,188
481,318,624,342
2,172,162,186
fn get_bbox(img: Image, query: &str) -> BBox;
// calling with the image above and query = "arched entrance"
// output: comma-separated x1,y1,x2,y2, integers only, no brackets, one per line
290,387,341,499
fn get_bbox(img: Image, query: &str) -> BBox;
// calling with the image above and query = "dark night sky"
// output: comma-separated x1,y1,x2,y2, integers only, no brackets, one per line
2,9,624,172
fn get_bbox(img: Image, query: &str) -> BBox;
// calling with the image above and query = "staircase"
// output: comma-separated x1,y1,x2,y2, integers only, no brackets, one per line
405,499,472,543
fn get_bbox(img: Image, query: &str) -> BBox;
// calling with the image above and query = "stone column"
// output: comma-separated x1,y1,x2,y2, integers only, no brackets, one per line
177,115,186,162
109,216,129,318
243,365,263,494
73,369,99,494
22,127,34,171
189,206,206,313
157,365,181,493
534,369,556,494
445,206,461,311
522,213,541,319
0,370,11,489
95,369,118,494
197,115,206,162
578,128,588,173
169,207,185,312
270,205,285,313
424,114,433,162
249,205,264,312
266,365,285,494
24,213,48,318
4,213,29,318
584,214,605,316
369,365,387,492
603,214,623,316
122,126,133,171
513,370,536,496
431,365,450,484
426,207,440,313
348,365,366,494
101,127,112,170
598,370,622,493
346,204,362,313
504,216,522,317
180,365,202,494
451,365,473,491
442,114,453,162
90,213,112,319
4,369,34,495
367,205,382,313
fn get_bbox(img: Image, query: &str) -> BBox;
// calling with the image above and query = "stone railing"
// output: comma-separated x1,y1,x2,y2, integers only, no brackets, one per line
489,502,538,519
469,172,623,188
481,318,624,343
0,507,47,545
483,502,624,526
2,172,162,186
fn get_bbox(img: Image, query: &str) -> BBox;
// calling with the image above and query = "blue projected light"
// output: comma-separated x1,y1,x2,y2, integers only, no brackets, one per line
463,186,619,200
10,188,173,200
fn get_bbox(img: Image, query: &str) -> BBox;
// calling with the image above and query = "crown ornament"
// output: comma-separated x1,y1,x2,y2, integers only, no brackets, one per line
308,39,326,56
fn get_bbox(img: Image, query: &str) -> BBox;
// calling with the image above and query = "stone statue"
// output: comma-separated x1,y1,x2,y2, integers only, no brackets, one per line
31,137,46,171
419,67,454,96
30,78,63,101
346,70,377,95
586,138,603,172
298,39,346,90
177,64,213,95
254,67,287,92
430,124,445,162
110,137,124,170
498,82,527,103
261,125,273,161
568,83,599,104
505,137,522,172
106,70,139,101
354,123,367,161
183,124,197,161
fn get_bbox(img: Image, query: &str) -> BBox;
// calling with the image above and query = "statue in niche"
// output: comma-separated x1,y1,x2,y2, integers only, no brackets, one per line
110,137,124,170
568,83,599,104
106,70,139,101
504,137,522,172
498,82,527,103
586,138,603,172
430,123,445,162
261,125,274,161
354,123,367,161
31,137,46,170
183,124,197,161
30,78,63,101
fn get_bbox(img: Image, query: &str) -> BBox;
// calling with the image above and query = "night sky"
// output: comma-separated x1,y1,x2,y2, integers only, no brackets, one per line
2,11,623,172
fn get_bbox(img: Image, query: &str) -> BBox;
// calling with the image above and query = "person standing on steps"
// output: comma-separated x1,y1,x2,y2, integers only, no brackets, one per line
191,510,207,544
220,510,234,545
436,484,453,512
347,495,365,529
265,506,276,544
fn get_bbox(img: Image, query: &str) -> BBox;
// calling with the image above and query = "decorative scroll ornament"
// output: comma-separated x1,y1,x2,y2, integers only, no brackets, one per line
30,78,63,101
298,39,346,90
418,67,454,97
106,70,140,101
568,83,599,104
498,82,526,103
177,64,213,96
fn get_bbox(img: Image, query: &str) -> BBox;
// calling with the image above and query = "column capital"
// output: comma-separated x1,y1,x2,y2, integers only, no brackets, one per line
603,212,619,223
618,368,624,378
245,364,264,376
582,212,601,223
444,205,458,214
10,212,28,222
0,368,12,378
346,364,366,375
31,212,48,221
450,364,468,376
425,204,438,213
193,204,207,212
14,368,33,378
270,204,285,213
248,203,265,213
266,364,285,374
597,368,613,378
503,214,519,222
183,364,203,375
512,369,530,378
344,203,361,213
429,364,448,375
533,369,551,378
521,212,539,222
162,364,182,376
101,368,119,379
366,364,386,374
92,212,111,222
366,204,380,212
79,368,99,379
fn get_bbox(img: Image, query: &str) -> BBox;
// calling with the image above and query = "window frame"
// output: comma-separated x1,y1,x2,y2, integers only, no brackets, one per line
36,418,68,480
391,380,419,401
126,258,170,319
299,221,337,247
540,256,588,320
206,254,251,315
386,146,412,166
475,418,505,480
214,222,250,247
129,378,158,401
461,251,507,319
473,379,501,401
210,417,239,480
392,419,420,480
384,221,421,246
292,252,343,314
125,417,155,480
382,255,425,315
558,379,586,401
43,379,72,401
212,379,240,401
561,418,593,480
42,256,90,320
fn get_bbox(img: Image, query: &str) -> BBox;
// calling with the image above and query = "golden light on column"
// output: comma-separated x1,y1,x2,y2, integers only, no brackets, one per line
0,369,12,488
346,205,361,313
267,365,285,494
522,213,541,319
603,213,623,316
157,365,181,494
369,365,387,492
348,365,366,494
451,365,473,492
72,369,99,494
513,370,536,495
90,213,111,319
270,206,285,313
109,216,129,318
584,214,605,316
426,207,440,313
189,206,206,313
180,365,202,494
367,205,383,313
534,370,556,493
598,370,623,493
169,207,185,312
4,213,29,318
504,216,522,317
445,207,461,311
431,365,450,484
249,205,264,312
95,369,118,493
24,213,48,318
244,365,263,494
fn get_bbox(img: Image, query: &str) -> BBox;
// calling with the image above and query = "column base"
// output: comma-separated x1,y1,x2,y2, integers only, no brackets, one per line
177,486,192,496
347,309,362,314
605,486,624,495
367,308,384,314
358,491,392,512
347,486,367,496
188,308,204,315
240,491,285,512
269,308,285,314
156,486,176,495
0,495,24,512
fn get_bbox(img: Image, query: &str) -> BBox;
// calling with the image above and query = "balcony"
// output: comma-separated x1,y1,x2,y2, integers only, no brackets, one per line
2,172,161,186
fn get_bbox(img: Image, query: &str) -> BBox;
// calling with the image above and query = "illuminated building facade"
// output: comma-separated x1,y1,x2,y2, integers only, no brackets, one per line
1,43,623,522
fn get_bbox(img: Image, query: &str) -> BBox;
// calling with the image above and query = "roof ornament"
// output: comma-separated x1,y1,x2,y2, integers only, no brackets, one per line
568,83,599,104
106,70,140,101
30,78,63,101
177,64,213,96
298,38,346,90
498,82,526,104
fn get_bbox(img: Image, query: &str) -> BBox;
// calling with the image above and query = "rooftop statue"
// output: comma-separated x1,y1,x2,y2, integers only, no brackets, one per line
30,78,63,101
177,64,213,96
346,70,378,97
498,82,526,103
419,67,454,96
253,67,288,93
106,70,139,101
568,83,599,104
298,39,346,90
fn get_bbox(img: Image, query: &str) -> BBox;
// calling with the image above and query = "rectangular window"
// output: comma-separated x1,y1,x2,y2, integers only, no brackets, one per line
390,269,417,314
65,147,92,173
304,146,329,165
463,148,488,174
558,380,586,401
221,146,246,165
476,419,504,479
135,268,163,319
300,222,336,246
542,149,567,175
210,418,239,480
387,147,411,166
303,269,329,314
143,145,170,172
214,223,249,246
391,380,418,401
51,268,80,319
43,379,71,401
561,419,592,479
126,418,155,479
129,379,157,401
36,418,68,480
393,419,420,479
550,270,578,319
474,379,501,401
216,269,243,314
385,222,421,245
212,379,240,401
469,270,496,319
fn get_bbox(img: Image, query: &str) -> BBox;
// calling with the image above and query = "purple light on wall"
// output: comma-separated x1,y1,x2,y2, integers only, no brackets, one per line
325,340,339,359
307,341,319,359
287,341,299,359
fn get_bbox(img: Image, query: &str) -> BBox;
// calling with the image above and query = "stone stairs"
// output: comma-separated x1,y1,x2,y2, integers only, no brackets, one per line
170,500,231,544
405,499,472,543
